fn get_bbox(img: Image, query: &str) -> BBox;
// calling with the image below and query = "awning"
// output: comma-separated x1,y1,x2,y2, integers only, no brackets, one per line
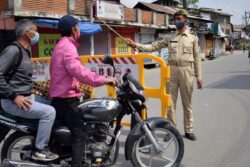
34,19,102,35
168,24,176,29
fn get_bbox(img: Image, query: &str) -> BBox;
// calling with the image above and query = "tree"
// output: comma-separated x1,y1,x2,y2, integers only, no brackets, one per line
182,0,199,9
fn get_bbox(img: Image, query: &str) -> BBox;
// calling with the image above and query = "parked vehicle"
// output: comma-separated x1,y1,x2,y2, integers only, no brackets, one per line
208,50,215,60
0,55,184,167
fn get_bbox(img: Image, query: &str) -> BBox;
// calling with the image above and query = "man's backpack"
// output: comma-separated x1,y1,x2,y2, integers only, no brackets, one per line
4,43,24,83
0,42,23,109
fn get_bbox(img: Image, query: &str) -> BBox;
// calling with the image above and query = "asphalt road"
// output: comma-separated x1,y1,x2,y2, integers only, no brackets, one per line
1,51,250,167
115,51,250,167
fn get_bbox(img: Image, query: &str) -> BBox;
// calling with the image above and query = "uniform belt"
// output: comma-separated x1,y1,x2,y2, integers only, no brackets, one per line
168,61,193,67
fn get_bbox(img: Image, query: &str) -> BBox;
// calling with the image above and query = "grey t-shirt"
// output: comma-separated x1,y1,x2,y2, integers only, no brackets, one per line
0,42,33,99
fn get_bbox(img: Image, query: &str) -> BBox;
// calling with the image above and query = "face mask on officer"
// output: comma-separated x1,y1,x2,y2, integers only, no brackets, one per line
175,20,185,29
174,15,187,30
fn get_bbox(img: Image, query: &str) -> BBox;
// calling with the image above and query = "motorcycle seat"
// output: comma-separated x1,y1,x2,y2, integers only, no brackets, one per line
0,109,66,128
0,109,18,122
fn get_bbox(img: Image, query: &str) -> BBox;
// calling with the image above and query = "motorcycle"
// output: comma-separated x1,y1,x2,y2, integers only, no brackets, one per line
208,50,215,60
0,55,184,167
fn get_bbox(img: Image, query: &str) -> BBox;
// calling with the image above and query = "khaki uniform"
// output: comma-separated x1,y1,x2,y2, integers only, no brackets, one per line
136,29,202,133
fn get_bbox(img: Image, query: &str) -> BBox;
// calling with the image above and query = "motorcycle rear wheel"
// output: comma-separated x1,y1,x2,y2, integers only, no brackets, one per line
1,131,34,162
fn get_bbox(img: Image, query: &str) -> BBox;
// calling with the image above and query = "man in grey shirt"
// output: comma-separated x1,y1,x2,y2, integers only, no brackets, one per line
0,19,58,161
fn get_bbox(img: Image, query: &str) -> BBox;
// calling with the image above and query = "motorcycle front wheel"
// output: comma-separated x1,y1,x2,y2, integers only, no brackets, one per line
129,124,184,167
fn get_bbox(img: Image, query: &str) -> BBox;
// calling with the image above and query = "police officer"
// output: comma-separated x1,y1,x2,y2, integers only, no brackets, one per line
127,9,203,141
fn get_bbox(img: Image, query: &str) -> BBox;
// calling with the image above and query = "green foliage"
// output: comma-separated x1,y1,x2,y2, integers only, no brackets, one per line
181,0,199,8
188,0,199,8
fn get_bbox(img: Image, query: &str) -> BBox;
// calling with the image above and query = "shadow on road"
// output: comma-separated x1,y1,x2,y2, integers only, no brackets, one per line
205,70,250,74
206,74,250,89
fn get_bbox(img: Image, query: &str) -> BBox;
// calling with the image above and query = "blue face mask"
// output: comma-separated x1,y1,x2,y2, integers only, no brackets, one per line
29,32,40,45
175,20,185,29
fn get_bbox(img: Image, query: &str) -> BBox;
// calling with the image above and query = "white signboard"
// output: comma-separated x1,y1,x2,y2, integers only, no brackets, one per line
31,57,139,84
96,0,124,20
32,61,50,81
86,57,138,83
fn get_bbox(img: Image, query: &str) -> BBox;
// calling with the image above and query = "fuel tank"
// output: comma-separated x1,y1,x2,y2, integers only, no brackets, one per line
78,98,122,122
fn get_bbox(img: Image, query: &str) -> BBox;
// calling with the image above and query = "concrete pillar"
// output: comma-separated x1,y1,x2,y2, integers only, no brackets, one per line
89,0,94,55
8,0,22,11
165,14,169,27
153,12,157,25
108,31,111,54
137,9,142,24
67,0,75,15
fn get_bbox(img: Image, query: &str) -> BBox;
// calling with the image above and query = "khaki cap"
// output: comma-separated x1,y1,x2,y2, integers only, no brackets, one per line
173,9,188,18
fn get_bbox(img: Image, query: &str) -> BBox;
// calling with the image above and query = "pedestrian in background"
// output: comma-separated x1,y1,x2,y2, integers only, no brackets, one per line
248,46,250,68
127,9,203,141
230,44,234,54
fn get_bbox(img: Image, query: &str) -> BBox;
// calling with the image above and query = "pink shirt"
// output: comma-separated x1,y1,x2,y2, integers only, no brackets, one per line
50,37,107,98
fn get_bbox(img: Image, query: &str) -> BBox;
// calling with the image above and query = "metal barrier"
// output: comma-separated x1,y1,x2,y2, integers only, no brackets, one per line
32,54,171,126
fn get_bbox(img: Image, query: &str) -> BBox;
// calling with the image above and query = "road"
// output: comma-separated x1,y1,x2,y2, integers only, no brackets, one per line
115,51,250,167
1,51,250,167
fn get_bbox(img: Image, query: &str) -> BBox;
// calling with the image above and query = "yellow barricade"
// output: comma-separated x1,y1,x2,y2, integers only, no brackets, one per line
32,54,171,126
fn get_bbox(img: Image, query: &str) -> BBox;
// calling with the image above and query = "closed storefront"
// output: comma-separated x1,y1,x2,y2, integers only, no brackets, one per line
78,30,109,55
111,27,138,55
197,33,206,60
213,38,225,56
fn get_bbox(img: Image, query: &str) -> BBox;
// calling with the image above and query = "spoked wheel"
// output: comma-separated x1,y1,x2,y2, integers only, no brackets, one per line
1,131,34,162
129,125,184,167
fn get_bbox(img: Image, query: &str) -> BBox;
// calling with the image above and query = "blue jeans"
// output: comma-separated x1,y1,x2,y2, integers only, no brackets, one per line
1,96,56,150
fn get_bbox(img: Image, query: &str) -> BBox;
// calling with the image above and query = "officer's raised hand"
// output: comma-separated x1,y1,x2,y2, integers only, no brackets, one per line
126,39,136,48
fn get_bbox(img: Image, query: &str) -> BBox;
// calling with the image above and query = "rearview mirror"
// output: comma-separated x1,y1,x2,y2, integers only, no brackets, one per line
103,54,114,67
103,54,115,77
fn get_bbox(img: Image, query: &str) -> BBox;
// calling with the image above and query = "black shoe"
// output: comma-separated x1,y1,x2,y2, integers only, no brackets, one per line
185,133,196,141
32,147,59,162
163,133,172,142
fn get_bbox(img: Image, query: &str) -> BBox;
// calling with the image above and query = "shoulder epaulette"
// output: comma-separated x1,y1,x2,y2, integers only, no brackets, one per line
190,31,197,36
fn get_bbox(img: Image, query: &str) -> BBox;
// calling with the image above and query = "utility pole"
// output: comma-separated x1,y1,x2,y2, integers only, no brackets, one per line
244,12,250,35
67,0,75,15
183,0,187,9
90,0,94,55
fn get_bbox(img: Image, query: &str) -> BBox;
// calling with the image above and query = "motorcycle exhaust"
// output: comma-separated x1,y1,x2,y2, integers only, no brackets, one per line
2,159,49,167
110,127,122,154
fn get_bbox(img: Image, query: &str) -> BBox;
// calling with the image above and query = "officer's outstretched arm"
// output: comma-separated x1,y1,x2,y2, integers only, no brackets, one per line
135,38,168,52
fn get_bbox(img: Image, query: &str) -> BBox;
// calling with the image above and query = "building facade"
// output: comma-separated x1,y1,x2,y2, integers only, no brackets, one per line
0,0,172,58
200,8,233,56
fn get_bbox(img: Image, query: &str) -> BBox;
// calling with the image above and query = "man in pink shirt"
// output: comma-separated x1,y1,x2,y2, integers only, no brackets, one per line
50,15,117,167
